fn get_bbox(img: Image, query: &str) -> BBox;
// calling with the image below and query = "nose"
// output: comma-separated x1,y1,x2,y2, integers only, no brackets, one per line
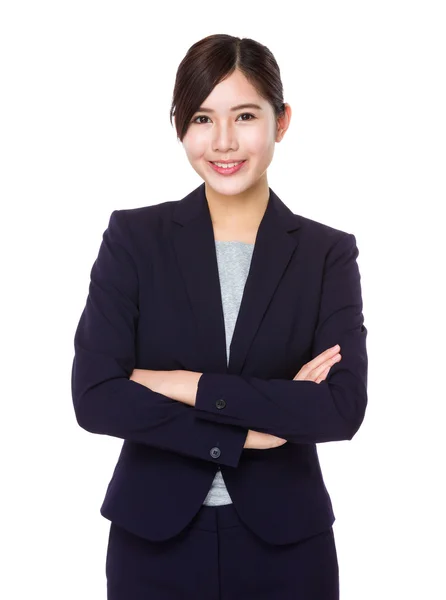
212,122,238,153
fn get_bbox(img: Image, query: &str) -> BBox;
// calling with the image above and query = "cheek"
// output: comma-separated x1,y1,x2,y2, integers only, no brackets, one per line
246,138,275,164
244,124,275,157
183,130,208,161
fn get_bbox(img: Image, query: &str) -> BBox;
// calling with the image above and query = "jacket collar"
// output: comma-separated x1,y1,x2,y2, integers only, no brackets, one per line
172,182,303,375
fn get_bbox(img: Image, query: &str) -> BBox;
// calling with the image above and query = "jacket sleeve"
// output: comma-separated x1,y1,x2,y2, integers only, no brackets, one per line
194,233,368,444
71,209,248,468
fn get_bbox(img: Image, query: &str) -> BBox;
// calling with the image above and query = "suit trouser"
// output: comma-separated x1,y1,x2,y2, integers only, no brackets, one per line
105,503,340,600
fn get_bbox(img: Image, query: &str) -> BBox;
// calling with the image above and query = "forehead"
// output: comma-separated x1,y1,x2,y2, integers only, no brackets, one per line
198,70,266,112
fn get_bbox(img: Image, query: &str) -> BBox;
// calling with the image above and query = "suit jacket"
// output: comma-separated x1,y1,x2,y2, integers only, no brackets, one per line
71,182,368,546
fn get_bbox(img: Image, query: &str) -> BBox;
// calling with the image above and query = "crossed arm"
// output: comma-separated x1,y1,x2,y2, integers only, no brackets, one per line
128,347,345,451
72,210,367,467
129,342,343,408
129,369,202,407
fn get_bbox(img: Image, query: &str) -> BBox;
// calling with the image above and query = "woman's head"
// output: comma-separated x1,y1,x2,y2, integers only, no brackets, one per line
170,34,291,198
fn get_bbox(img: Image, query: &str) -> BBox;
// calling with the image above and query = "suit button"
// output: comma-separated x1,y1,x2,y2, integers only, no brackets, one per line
216,398,226,409
210,447,221,459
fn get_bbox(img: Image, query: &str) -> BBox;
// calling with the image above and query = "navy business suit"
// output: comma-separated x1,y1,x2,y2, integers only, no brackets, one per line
71,181,368,548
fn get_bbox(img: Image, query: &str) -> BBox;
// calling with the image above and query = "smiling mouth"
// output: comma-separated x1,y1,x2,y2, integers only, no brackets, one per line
208,160,247,175
211,160,244,166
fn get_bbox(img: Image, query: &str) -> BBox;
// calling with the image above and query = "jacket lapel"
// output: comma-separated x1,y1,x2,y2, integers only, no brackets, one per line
172,182,302,375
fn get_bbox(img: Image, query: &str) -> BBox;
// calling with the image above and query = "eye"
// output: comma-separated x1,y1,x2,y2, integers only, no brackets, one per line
191,113,256,124
238,113,255,121
192,115,211,124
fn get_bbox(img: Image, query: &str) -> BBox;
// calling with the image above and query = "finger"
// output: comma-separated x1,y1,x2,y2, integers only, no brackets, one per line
309,354,341,381
310,353,342,377
296,352,341,381
302,345,341,374
311,362,331,382
315,366,331,384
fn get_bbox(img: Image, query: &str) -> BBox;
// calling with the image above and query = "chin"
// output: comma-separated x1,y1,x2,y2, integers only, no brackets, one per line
209,181,258,199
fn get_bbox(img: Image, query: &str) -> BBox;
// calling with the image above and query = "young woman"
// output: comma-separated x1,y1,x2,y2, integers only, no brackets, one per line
72,33,368,599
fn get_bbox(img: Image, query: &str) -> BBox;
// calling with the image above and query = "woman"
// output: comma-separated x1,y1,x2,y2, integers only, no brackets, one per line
72,34,368,599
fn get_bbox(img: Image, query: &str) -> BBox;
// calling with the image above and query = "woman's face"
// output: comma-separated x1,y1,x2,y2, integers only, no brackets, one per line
181,69,287,197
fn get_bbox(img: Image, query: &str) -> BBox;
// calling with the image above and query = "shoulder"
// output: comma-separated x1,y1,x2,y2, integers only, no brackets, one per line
118,199,178,226
292,212,357,254
108,199,179,243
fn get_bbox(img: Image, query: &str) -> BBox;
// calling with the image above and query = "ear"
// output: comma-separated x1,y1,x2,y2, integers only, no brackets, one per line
276,103,292,142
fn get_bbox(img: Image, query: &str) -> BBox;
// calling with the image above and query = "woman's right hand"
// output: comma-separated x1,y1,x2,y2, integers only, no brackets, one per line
243,344,342,449
293,344,342,383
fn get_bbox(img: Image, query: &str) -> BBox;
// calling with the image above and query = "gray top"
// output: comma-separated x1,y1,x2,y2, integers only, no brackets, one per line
202,240,255,506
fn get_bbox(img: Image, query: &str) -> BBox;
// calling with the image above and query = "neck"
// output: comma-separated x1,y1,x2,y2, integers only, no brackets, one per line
204,175,270,233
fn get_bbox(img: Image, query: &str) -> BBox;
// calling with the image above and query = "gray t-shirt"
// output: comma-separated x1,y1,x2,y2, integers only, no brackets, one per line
202,240,255,506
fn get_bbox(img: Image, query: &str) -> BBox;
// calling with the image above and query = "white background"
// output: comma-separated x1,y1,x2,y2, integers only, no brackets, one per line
1,1,445,598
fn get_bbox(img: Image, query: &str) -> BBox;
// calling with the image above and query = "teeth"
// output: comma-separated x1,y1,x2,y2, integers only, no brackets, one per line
212,161,243,169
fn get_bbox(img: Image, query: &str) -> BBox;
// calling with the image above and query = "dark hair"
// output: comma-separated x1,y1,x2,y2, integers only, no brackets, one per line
169,34,286,142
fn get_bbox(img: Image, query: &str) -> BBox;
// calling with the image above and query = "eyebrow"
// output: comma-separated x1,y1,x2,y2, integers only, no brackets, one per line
195,103,263,114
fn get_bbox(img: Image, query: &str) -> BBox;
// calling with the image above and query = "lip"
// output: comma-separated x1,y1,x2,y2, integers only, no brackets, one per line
209,159,245,164
208,160,246,175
